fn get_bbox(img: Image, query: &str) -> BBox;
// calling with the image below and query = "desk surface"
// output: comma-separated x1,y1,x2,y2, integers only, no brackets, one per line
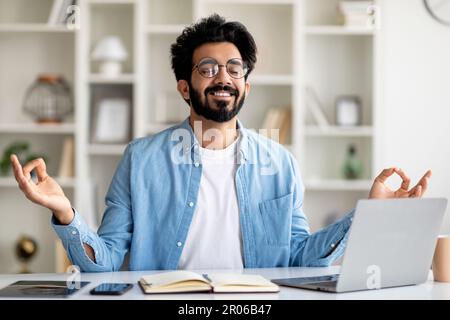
1,266,449,300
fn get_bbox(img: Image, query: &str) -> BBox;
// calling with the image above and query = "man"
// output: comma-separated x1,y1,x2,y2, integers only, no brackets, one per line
11,15,431,272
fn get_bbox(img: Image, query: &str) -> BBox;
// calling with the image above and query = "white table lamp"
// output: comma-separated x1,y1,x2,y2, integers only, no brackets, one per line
92,36,128,77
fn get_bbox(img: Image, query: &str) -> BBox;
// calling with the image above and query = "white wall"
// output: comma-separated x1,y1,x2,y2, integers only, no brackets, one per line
377,0,450,232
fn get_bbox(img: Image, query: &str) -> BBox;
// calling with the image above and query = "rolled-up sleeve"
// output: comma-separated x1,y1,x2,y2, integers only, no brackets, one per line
288,153,355,267
51,143,134,272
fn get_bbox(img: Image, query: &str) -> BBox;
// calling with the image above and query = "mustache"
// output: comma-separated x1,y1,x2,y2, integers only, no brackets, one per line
204,85,238,96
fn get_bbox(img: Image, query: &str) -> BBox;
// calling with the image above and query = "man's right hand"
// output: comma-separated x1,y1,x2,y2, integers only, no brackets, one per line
10,154,74,225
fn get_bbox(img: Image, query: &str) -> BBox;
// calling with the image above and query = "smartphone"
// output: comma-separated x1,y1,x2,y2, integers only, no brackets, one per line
90,283,133,295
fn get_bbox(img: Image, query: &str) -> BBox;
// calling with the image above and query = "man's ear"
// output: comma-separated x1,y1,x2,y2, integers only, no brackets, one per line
177,80,190,100
245,81,251,97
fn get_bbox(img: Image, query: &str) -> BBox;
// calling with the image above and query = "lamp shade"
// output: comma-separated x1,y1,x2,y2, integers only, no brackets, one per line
92,36,128,61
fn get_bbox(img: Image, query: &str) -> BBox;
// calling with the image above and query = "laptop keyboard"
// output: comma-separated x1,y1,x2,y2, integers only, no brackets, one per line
307,280,338,288
272,274,339,287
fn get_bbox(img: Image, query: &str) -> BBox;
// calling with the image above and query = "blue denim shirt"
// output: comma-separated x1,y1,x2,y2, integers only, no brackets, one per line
53,118,354,272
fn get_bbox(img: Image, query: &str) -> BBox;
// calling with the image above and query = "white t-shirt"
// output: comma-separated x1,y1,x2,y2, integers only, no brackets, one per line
178,136,244,270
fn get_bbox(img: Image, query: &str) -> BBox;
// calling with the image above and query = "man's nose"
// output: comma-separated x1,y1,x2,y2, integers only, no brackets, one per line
214,65,232,86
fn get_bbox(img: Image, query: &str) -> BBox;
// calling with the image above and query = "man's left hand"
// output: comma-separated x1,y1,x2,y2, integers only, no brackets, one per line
368,167,432,199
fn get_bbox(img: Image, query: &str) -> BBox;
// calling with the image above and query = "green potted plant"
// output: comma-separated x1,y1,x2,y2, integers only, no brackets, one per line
0,141,48,176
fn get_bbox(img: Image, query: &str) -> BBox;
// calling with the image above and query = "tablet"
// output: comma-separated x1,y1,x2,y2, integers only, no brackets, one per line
0,280,90,298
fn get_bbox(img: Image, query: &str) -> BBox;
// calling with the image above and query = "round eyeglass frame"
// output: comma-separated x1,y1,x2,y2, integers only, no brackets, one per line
192,57,249,79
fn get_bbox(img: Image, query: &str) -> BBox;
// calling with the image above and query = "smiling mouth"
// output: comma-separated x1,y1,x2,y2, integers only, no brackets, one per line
210,91,233,97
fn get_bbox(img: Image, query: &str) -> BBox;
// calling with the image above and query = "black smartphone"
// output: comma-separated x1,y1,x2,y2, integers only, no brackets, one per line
90,283,133,295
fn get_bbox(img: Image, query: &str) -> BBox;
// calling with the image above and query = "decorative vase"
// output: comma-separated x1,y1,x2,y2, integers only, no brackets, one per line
342,144,363,179
22,74,73,123
15,235,38,274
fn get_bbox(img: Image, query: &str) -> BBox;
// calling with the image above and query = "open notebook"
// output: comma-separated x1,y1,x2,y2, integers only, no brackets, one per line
138,271,280,294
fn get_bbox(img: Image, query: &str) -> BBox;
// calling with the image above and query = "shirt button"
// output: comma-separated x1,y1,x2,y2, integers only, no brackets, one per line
177,241,182,247
194,162,199,167
331,243,335,248
71,230,77,235
188,202,194,207
194,145,199,150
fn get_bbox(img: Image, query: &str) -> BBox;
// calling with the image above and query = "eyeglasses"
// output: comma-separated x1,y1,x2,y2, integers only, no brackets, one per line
192,57,248,79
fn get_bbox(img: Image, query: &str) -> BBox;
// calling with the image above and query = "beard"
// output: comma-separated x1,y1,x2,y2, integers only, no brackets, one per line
189,84,245,123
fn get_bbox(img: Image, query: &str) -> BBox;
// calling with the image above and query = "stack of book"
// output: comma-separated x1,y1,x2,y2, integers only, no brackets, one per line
260,107,291,145
48,0,77,26
337,1,374,27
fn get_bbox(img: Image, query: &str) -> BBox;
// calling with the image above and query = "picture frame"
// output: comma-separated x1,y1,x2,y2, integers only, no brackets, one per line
93,98,131,143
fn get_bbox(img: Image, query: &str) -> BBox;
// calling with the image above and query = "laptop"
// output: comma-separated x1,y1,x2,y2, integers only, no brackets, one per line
272,198,448,293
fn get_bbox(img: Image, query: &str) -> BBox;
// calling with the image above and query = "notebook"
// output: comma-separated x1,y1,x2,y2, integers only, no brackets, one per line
138,271,280,294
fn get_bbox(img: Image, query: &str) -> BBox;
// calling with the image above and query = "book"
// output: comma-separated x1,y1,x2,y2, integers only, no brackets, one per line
138,271,280,294
58,136,75,177
277,107,291,145
260,107,291,145
48,0,64,25
338,1,374,27
304,86,330,128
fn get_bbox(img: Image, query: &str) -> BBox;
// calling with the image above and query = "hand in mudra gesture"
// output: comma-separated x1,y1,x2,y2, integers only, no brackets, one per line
368,167,432,199
10,154,74,224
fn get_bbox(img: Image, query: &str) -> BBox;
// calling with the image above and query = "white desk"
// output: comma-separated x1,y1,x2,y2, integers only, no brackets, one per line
1,266,450,300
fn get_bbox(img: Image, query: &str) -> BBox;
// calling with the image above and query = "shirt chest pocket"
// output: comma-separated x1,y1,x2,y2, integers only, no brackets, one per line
258,193,293,246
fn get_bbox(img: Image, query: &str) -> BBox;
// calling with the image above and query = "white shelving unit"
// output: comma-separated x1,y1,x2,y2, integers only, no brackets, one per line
0,0,78,273
88,73,135,84
0,123,76,134
304,126,374,137
88,143,127,155
0,0,381,272
298,0,380,231
304,25,375,35
0,24,76,33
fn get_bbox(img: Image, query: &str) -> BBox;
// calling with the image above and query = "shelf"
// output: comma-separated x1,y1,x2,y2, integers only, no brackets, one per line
0,24,76,33
147,123,177,134
88,0,135,4
250,75,293,86
304,25,375,36
88,144,127,155
89,74,135,84
0,177,76,188
304,126,373,137
304,179,372,191
0,123,75,134
203,0,295,4
146,24,185,34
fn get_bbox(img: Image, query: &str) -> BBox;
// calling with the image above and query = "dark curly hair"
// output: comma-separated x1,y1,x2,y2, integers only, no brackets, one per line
170,14,257,82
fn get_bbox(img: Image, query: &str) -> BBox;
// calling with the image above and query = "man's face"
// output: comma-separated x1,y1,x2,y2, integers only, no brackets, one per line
183,42,250,123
